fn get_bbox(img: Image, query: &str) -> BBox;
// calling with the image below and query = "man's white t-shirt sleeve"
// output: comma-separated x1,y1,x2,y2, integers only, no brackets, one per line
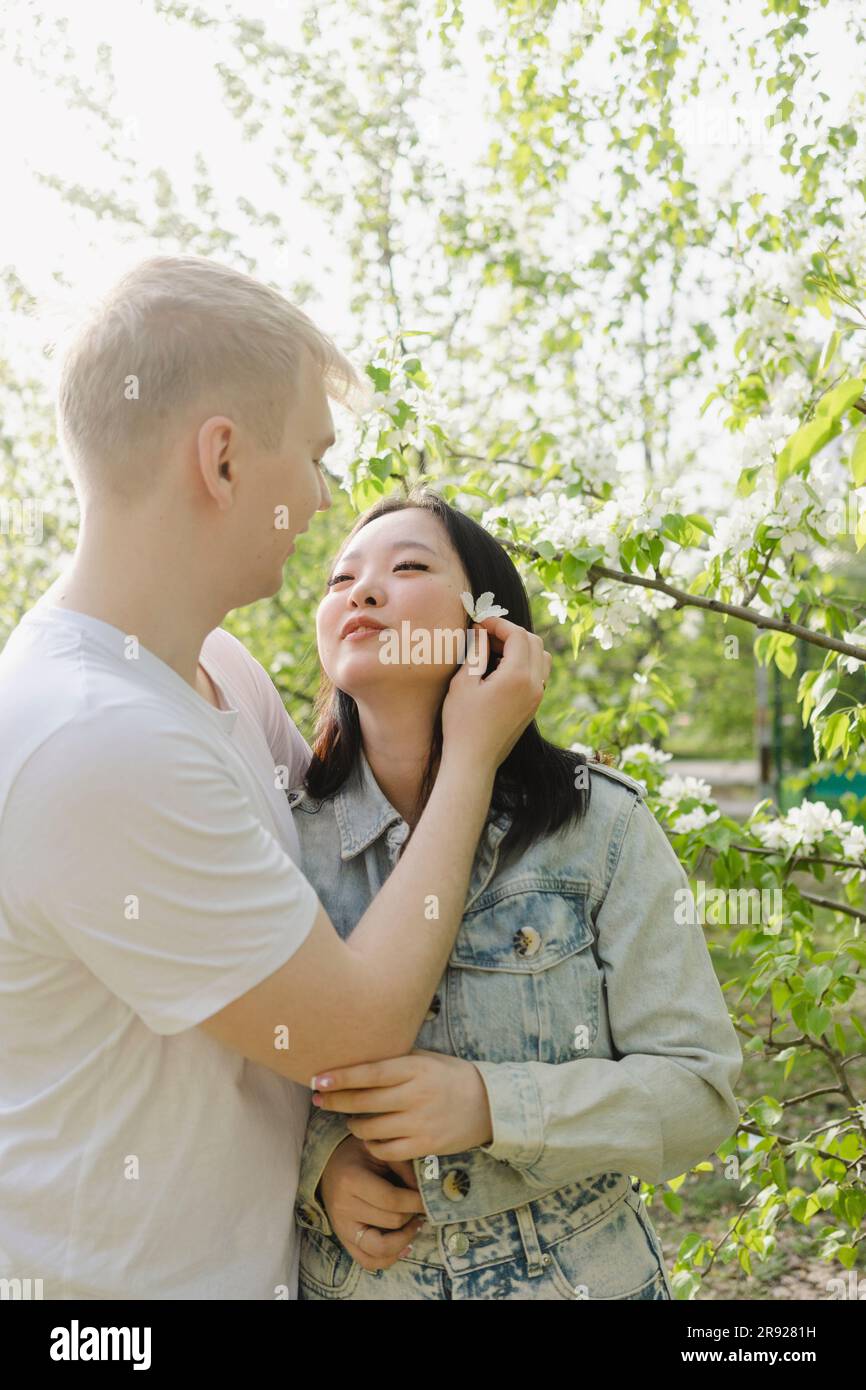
1,708,321,1037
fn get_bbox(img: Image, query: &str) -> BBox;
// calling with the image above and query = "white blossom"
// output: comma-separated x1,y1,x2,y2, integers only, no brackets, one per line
673,806,721,833
541,590,569,624
752,800,848,854
461,590,509,621
621,743,673,765
658,774,716,805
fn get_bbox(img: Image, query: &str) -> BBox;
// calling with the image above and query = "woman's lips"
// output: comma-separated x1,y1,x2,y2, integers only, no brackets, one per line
342,626,387,642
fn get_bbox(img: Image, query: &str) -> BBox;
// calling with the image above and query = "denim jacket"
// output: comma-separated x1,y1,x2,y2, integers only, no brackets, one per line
288,753,743,1299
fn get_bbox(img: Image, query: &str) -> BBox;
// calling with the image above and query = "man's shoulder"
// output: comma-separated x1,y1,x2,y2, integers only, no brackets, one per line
1,675,217,813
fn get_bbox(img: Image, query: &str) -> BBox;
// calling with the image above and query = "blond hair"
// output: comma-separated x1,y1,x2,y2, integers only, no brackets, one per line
54,254,369,501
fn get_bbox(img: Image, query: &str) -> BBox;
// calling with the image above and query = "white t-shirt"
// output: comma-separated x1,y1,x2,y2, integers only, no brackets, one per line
0,605,321,1300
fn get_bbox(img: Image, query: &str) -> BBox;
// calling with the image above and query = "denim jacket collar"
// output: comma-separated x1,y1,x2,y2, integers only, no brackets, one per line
330,749,513,909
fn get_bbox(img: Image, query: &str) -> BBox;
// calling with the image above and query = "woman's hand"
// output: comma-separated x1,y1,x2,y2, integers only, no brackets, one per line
312,1049,494,1160
317,1135,426,1272
440,615,550,770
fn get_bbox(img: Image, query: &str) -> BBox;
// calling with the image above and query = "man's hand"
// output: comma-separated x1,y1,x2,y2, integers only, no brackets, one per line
312,1049,494,1161
317,1135,426,1272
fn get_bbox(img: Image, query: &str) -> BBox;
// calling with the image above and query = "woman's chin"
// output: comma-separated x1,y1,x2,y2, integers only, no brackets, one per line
331,655,452,701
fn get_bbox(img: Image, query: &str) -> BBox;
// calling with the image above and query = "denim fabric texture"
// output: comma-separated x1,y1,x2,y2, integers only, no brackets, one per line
289,753,743,1300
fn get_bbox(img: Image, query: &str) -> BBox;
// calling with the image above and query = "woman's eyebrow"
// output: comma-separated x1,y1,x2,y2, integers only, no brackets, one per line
337,539,438,565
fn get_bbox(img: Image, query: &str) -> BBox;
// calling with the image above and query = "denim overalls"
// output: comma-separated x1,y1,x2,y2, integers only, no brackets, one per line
288,753,742,1300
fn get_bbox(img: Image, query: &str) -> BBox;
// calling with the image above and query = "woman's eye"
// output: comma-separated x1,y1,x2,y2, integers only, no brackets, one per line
326,560,428,590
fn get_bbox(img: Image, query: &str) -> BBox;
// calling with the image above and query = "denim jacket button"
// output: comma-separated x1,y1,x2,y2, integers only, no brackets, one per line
424,995,441,1022
513,926,542,957
442,1168,471,1200
446,1231,470,1256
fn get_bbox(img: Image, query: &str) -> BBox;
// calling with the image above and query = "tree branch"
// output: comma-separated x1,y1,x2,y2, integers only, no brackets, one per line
497,539,866,662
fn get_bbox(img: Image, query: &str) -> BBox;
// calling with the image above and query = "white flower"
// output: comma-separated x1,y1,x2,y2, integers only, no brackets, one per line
841,824,866,861
461,590,509,621
752,800,848,854
672,806,720,833
542,590,569,624
569,741,595,757
752,818,789,851
658,774,715,805
840,624,866,674
621,743,672,765
369,388,404,413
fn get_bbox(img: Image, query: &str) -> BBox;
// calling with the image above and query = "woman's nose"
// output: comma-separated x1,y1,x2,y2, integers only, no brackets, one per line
348,578,385,607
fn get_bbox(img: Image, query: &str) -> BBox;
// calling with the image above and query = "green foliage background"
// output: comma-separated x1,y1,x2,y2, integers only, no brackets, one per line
2,0,866,1298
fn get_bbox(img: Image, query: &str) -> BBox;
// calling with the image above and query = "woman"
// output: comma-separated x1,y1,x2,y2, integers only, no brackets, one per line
288,487,742,1300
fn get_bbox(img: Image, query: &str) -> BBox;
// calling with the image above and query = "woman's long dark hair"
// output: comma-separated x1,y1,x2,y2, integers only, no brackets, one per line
304,487,591,861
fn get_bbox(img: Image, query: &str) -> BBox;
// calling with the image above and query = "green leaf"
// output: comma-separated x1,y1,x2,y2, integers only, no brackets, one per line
806,1004,831,1039
776,378,864,482
774,642,797,678
821,710,849,757
818,329,841,376
803,965,832,999
364,364,391,392
851,428,866,488
367,455,393,482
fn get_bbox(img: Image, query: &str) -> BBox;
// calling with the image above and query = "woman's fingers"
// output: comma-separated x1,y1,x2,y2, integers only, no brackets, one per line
331,1174,426,1271
353,1168,426,1217
312,1057,413,1094
341,1221,421,1272
382,1157,419,1190
347,1111,410,1141
315,1082,413,1114
339,1193,423,1231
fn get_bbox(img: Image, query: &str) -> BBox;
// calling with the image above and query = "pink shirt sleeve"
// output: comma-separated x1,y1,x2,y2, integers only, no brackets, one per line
200,628,313,786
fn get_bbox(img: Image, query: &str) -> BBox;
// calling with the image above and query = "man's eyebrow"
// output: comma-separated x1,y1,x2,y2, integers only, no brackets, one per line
337,539,438,565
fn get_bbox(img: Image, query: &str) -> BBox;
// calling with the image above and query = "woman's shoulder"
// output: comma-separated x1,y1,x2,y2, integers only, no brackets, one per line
491,759,649,901
583,757,646,801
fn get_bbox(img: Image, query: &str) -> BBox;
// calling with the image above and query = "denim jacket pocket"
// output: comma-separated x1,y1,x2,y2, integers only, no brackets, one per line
544,1187,672,1300
298,1226,362,1300
446,880,601,1064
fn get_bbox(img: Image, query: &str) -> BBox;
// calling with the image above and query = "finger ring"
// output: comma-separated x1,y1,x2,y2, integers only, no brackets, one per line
355,1225,368,1248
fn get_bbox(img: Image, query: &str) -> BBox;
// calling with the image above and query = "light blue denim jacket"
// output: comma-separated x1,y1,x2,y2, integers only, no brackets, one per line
288,753,743,1300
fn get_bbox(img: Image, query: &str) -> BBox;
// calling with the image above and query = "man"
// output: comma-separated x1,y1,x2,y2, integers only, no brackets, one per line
0,254,549,1299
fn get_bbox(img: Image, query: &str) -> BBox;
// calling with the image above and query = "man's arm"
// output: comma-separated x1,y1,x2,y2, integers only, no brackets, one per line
199,749,496,1081
1,620,546,1090
200,617,547,1084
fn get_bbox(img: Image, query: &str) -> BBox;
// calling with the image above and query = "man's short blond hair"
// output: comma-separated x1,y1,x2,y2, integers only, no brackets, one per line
54,254,368,501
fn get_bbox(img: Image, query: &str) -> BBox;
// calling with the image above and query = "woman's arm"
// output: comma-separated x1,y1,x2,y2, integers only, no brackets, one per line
295,1109,354,1237
437,795,744,1219
310,794,743,1226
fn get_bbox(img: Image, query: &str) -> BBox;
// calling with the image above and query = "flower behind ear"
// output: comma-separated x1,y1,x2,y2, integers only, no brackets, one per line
460,590,509,621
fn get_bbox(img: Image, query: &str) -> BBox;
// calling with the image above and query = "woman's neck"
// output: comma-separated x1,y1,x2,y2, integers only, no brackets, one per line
355,694,441,827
